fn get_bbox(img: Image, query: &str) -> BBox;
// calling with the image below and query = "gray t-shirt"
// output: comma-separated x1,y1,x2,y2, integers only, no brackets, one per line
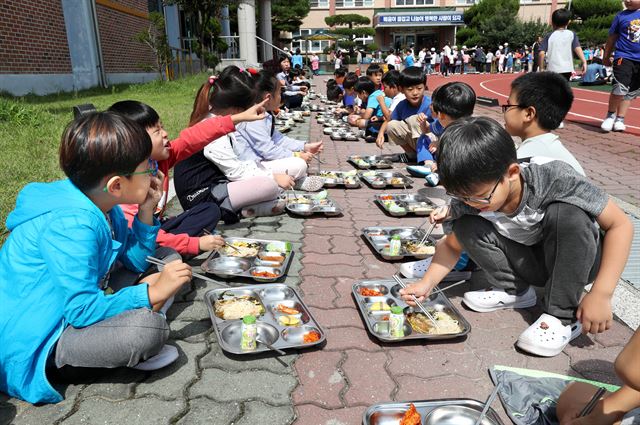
540,29,580,73
444,161,608,245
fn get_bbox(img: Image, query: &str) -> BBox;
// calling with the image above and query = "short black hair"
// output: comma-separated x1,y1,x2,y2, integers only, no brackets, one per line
59,112,152,192
354,77,375,95
343,72,359,90
399,66,426,88
437,117,516,196
108,100,160,129
511,71,573,130
334,67,347,78
431,82,476,119
382,70,400,87
551,8,571,27
366,64,383,76
592,57,602,65
327,84,344,102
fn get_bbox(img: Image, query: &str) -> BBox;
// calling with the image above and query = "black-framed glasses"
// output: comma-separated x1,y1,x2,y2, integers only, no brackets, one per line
446,177,502,205
501,103,525,113
126,159,158,177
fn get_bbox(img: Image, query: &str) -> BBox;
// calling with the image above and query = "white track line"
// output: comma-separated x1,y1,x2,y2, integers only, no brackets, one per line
479,79,640,130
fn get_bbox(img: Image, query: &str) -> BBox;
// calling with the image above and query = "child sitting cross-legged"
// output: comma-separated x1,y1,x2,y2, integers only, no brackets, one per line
108,99,267,257
0,112,195,404
352,77,392,141
400,116,633,357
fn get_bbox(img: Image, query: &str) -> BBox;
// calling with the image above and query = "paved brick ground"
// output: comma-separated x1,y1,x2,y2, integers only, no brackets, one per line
1,77,637,425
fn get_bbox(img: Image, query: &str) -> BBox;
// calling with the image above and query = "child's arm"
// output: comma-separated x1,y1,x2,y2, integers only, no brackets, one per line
602,34,618,67
572,39,588,74
376,120,389,148
377,94,392,121
616,327,640,391
577,199,633,334
235,118,299,161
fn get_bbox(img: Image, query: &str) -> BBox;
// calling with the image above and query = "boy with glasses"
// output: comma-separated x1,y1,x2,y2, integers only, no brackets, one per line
400,117,632,357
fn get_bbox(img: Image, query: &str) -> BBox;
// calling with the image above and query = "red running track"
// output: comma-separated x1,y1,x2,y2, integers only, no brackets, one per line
427,73,640,136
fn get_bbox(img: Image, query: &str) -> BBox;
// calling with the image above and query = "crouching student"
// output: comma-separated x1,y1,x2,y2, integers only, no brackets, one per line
557,326,640,424
375,70,405,147
400,117,633,357
0,113,194,404
108,98,267,257
353,77,391,142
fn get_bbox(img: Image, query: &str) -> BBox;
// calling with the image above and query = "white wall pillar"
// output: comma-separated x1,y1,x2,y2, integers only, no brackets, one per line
259,0,273,61
238,0,258,65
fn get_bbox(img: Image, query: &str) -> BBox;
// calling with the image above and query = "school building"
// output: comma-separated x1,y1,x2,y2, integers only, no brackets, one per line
294,0,567,54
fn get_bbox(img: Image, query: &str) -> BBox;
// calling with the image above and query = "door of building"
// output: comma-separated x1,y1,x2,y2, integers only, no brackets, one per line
417,33,438,50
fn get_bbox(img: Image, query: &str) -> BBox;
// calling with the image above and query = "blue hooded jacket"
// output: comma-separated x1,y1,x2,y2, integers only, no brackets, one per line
0,179,158,404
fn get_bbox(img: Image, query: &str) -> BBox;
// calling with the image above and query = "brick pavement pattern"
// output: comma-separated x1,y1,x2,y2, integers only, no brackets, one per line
1,78,637,425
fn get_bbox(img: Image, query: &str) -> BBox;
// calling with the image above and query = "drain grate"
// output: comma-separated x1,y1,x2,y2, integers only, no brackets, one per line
621,215,640,290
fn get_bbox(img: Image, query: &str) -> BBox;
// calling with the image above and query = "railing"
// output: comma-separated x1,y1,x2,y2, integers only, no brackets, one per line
219,35,241,60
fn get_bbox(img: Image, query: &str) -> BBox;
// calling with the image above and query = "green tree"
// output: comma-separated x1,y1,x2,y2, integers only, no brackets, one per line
271,0,311,33
135,12,172,80
569,0,621,46
324,14,375,54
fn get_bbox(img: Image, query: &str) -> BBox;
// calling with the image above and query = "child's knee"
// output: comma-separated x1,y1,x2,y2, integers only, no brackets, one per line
543,203,596,236
123,309,169,354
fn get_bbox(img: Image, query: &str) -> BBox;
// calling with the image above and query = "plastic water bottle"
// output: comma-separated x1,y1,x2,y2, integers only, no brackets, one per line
241,315,257,351
389,235,402,256
389,306,405,337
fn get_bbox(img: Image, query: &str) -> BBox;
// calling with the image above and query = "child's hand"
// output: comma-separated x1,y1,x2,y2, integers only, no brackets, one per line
417,112,429,134
430,205,449,224
274,173,295,189
399,281,434,305
577,290,613,334
148,260,192,305
304,141,324,154
298,151,313,163
376,133,385,149
231,98,268,124
138,170,164,219
370,116,379,122
198,235,225,252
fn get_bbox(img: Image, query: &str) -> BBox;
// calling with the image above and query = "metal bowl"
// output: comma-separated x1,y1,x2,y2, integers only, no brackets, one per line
323,127,333,134
344,179,361,188
424,405,500,425
249,266,281,282
258,286,295,301
281,325,322,345
287,203,313,216
323,178,338,188
208,257,252,278
219,321,279,351
389,228,420,239
372,321,413,338
370,179,387,188
390,284,438,302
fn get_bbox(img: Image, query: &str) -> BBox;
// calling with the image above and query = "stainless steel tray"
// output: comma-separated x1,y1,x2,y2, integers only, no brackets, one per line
363,399,504,425
361,226,435,260
201,238,293,282
348,155,393,169
359,171,413,189
286,193,342,216
317,170,361,188
374,193,437,217
352,279,471,343
204,284,326,355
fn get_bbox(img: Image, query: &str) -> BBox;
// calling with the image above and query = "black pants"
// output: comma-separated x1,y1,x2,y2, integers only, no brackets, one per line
161,202,221,237
453,203,601,323
475,61,484,73
283,93,303,109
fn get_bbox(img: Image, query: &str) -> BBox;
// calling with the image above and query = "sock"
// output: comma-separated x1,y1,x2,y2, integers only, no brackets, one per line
606,111,616,119
615,116,625,122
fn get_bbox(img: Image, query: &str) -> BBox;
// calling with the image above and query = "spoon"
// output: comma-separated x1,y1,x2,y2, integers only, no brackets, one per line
256,337,286,355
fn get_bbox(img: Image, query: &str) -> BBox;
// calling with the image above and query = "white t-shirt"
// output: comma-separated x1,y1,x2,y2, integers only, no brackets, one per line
385,54,398,66
517,133,585,176
541,29,580,73
389,93,406,111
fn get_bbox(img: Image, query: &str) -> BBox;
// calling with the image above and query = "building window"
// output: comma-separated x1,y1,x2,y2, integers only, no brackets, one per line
455,0,477,4
336,0,374,7
310,0,329,7
395,0,435,5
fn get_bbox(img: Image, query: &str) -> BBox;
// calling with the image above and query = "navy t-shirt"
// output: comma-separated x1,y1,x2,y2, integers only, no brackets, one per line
610,10,640,61
391,96,439,162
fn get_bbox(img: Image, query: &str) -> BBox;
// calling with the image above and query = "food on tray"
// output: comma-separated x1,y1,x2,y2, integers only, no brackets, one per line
354,159,370,168
214,296,265,320
320,171,338,179
259,252,285,262
369,301,391,312
221,241,260,257
359,287,384,296
379,195,394,201
276,304,300,315
383,201,406,213
406,202,434,213
342,170,358,176
303,330,321,343
278,315,301,327
406,310,463,335
312,190,328,200
291,196,312,204
367,231,385,237
362,171,377,177
251,269,279,279
344,177,358,185
265,241,292,253
400,403,421,425
389,177,405,185
404,241,435,255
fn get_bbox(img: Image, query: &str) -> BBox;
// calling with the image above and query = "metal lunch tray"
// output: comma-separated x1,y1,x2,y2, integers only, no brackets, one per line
352,279,471,343
374,193,438,217
363,398,504,425
358,171,413,189
204,284,326,355
318,170,361,189
286,193,343,216
201,237,293,283
348,155,394,170
361,226,436,260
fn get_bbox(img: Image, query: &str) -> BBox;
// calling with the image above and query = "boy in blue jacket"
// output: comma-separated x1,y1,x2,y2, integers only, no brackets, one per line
0,112,192,404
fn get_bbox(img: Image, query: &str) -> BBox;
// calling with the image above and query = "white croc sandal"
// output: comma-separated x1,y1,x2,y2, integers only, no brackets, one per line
132,344,179,371
516,313,582,357
399,258,472,281
462,286,536,313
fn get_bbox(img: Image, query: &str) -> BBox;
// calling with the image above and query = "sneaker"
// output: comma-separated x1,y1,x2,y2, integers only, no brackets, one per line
132,344,179,371
613,120,626,132
399,257,473,281
557,121,564,129
295,176,325,192
601,116,615,132
516,313,582,357
462,286,537,312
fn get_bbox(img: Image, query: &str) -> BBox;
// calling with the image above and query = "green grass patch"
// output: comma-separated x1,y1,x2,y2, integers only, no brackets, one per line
570,81,613,93
0,74,208,244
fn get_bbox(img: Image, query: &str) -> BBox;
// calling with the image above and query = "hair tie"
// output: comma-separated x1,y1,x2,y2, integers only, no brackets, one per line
247,68,258,75
208,75,216,85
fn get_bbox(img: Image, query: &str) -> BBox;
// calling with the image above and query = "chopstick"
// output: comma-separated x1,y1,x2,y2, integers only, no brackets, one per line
256,337,287,355
202,229,241,254
474,381,503,425
146,256,211,282
433,279,467,295
417,222,437,247
392,274,439,330
579,387,607,417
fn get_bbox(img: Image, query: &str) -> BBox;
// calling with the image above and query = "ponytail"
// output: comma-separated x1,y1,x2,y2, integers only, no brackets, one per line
189,78,215,127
